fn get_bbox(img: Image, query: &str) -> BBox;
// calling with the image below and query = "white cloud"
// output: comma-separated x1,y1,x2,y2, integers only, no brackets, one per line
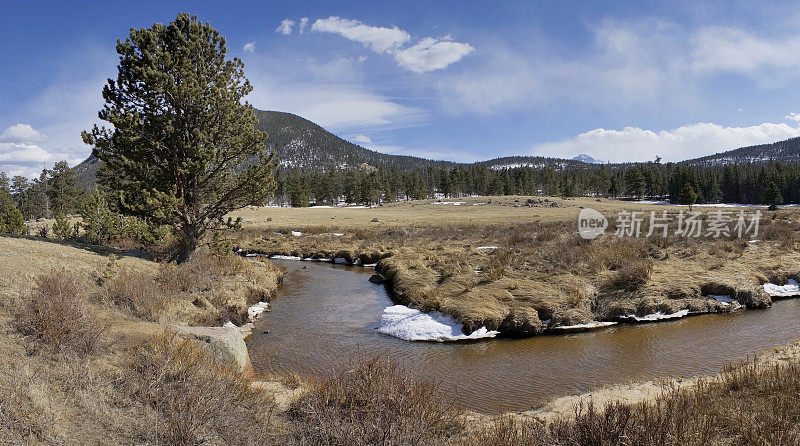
299,17,309,34
246,57,426,132
530,121,800,163
276,19,295,35
353,134,372,144
0,141,86,178
311,16,410,53
366,144,481,162
691,26,800,82
243,41,256,54
0,124,47,143
394,37,474,73
786,112,800,121
439,20,691,115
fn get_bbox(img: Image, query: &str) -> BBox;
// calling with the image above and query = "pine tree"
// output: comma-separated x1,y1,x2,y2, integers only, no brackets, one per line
624,167,646,200
82,13,276,262
47,161,81,215
678,182,698,211
52,212,74,239
0,188,25,235
9,176,36,220
767,181,783,211
80,188,118,244
0,172,9,193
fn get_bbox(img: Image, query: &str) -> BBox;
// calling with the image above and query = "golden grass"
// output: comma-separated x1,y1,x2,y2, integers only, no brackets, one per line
233,198,800,336
0,235,286,444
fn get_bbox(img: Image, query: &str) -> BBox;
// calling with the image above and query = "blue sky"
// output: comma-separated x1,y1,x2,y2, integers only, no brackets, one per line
4,0,800,177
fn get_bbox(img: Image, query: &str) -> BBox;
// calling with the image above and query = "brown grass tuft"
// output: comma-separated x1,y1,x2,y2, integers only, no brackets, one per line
125,330,275,445
19,270,104,353
286,354,463,445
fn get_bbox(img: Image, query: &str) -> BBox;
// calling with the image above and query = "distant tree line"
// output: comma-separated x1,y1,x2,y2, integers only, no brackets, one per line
0,157,794,237
0,162,170,245
273,161,794,208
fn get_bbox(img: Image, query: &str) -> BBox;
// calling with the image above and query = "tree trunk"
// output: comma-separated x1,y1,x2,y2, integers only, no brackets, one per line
175,226,199,263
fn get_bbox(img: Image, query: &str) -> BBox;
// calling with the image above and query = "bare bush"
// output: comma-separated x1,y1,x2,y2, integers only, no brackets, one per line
125,330,274,445
286,355,463,446
104,271,173,322
20,270,103,353
603,259,653,291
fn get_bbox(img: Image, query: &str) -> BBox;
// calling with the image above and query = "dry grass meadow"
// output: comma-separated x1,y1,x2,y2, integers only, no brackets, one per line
233,196,800,336
4,195,800,444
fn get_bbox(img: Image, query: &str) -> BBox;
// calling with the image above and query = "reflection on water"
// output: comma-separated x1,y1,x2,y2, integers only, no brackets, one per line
247,259,800,414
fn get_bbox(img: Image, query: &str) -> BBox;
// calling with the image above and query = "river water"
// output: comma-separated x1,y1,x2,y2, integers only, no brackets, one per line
247,259,800,414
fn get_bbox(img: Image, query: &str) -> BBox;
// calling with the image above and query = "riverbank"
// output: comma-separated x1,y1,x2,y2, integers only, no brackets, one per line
4,232,800,443
0,235,286,443
233,196,800,338
519,337,800,423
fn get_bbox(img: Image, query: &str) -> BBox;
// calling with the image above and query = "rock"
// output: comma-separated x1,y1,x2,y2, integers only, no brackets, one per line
499,308,544,336
371,218,380,222
550,201,561,207
172,325,251,373
369,274,384,284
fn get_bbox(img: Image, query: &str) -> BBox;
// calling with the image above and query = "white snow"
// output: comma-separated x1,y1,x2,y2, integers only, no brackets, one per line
637,200,799,209
473,202,486,206
476,246,500,250
247,301,270,319
621,309,690,322
706,294,737,305
763,279,800,297
432,201,465,206
551,321,618,331
376,305,499,342
291,231,303,236
269,255,303,260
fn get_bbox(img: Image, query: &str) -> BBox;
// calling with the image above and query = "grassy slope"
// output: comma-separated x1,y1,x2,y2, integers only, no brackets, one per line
0,236,287,443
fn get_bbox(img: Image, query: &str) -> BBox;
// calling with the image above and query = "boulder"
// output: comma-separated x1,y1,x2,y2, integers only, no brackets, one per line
172,325,251,373
369,274,384,284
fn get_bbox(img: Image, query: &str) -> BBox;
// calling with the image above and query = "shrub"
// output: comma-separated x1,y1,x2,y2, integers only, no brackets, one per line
286,355,463,445
125,330,274,445
603,259,653,291
52,212,73,239
104,271,172,321
20,270,103,353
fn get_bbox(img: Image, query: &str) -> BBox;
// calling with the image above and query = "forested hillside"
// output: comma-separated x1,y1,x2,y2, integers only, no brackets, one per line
14,110,800,215
688,137,800,166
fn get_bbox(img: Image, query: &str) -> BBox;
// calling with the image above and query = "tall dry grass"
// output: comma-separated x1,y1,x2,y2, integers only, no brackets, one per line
286,355,463,446
102,248,285,325
464,358,800,445
125,330,275,445
19,270,104,353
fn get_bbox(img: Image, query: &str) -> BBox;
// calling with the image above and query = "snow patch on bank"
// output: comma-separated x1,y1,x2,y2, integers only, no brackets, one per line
248,301,270,319
376,305,499,342
476,246,499,250
620,309,690,322
269,254,303,260
551,321,618,331
763,279,800,297
707,295,737,305
432,201,465,206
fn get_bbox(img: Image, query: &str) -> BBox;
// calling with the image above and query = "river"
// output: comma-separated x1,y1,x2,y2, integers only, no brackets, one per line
247,259,800,414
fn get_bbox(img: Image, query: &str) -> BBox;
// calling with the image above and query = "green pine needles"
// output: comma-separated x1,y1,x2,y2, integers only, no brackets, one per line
83,13,276,262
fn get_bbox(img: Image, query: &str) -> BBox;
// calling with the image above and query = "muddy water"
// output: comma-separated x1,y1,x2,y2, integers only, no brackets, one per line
247,259,800,414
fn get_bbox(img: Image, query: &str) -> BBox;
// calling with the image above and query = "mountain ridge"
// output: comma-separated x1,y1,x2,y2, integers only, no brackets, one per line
74,110,800,188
